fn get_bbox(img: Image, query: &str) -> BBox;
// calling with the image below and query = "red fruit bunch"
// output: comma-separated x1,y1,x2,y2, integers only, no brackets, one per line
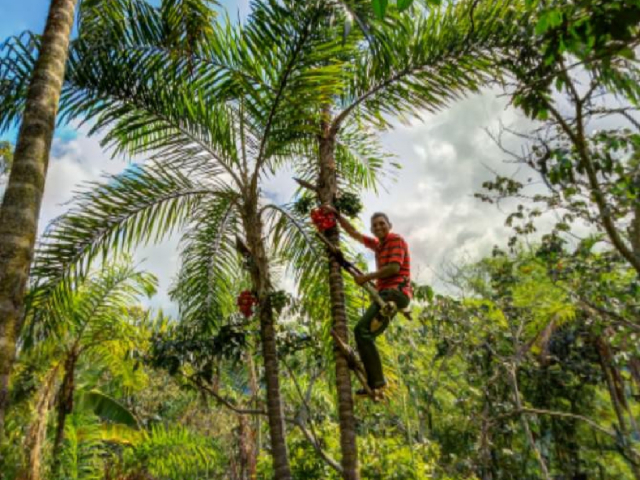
237,290,258,318
310,207,336,231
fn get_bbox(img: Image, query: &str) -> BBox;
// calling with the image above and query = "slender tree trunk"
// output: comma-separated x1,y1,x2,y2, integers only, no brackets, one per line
0,0,78,442
317,126,360,480
629,357,640,392
630,187,640,257
52,352,77,475
20,365,60,480
237,413,258,480
507,365,551,480
595,337,640,480
242,202,292,480
479,343,496,480
611,363,640,438
248,351,263,466
246,353,259,480
478,401,494,480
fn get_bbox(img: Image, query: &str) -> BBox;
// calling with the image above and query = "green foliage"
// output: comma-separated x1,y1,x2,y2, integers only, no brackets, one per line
372,0,389,20
269,290,290,315
77,389,140,428
368,0,442,18
293,195,315,216
481,0,640,283
56,412,105,480
411,283,434,302
334,191,363,218
407,247,639,479
359,436,439,479
148,322,249,378
25,258,157,349
4,1,640,480
122,424,222,479
28,162,208,318
507,0,640,118
338,0,524,131
397,0,415,12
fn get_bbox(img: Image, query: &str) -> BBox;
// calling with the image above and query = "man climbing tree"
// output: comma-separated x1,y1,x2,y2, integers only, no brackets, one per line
330,207,412,400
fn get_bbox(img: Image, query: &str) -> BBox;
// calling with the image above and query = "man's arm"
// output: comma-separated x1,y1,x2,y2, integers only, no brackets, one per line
326,206,365,243
356,263,400,285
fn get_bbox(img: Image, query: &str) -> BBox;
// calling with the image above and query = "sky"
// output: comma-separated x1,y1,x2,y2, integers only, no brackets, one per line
0,0,544,314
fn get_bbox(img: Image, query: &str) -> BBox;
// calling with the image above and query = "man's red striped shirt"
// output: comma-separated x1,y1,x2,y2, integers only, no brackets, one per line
362,232,412,298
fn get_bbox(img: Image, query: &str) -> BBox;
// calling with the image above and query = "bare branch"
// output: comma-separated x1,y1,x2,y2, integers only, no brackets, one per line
188,373,343,474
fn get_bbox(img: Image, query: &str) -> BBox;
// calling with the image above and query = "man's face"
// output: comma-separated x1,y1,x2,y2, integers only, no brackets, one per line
371,215,391,240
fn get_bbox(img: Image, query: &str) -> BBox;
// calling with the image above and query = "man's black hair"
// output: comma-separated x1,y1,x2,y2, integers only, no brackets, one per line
371,212,391,225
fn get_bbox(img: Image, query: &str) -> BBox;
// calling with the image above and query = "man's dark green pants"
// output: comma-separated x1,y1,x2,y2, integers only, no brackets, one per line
354,288,410,389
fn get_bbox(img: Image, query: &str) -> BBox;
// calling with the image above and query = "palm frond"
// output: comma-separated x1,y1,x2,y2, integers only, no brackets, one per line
129,424,221,479
286,110,394,194
24,258,156,348
64,44,244,180
170,194,241,330
0,32,38,131
28,162,223,317
334,0,525,128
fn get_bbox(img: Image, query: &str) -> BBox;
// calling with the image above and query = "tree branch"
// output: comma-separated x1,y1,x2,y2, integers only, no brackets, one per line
293,177,319,193
544,98,640,274
189,373,343,474
189,376,268,416
500,407,620,442
289,416,343,474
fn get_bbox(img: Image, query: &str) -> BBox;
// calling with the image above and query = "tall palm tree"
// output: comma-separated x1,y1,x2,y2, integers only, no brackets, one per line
0,0,221,442
300,2,526,477
1,1,347,476
0,0,80,441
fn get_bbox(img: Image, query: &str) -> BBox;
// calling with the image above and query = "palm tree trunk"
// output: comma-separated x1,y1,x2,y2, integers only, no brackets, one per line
317,128,360,480
0,0,78,441
52,352,77,475
21,365,60,480
242,202,292,480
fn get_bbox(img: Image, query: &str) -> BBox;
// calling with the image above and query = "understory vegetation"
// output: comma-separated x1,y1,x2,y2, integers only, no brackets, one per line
0,0,639,478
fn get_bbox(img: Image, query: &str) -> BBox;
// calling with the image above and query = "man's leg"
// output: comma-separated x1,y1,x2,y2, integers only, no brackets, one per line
354,301,385,389
354,290,409,389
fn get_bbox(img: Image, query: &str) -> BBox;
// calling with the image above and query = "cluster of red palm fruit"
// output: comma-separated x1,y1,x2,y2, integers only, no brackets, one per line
310,206,337,231
237,290,258,318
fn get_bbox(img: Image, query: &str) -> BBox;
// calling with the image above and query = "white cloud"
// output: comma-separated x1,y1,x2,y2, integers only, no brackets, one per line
257,89,544,293
353,89,534,289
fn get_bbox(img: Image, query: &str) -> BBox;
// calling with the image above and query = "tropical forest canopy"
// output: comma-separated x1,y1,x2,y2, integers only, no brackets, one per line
0,0,639,479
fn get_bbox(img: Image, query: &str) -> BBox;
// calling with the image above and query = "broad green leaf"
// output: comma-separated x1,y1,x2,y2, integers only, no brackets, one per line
372,0,388,19
79,389,140,428
397,0,414,11
535,9,562,36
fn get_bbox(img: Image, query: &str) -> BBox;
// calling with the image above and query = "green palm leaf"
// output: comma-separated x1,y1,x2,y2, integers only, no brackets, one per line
78,388,140,428
334,0,525,129
28,162,221,317
170,194,241,329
